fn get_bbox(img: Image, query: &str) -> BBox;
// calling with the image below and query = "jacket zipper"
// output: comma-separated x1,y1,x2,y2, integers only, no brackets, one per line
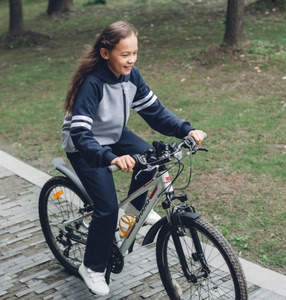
121,84,127,133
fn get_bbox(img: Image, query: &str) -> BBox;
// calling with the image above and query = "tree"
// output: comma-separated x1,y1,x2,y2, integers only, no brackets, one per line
47,0,75,15
223,0,245,48
9,0,24,35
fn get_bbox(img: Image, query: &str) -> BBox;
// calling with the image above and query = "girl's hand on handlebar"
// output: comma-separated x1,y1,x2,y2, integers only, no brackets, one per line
188,130,205,145
111,155,135,173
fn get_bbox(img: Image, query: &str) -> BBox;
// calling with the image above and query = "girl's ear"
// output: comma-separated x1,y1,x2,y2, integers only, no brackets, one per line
100,48,109,60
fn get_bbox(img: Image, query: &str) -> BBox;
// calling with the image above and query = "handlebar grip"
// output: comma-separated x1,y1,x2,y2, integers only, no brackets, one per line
203,132,208,139
108,164,120,173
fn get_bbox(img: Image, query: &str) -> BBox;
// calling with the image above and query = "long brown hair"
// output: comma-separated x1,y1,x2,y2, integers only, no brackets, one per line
64,21,138,115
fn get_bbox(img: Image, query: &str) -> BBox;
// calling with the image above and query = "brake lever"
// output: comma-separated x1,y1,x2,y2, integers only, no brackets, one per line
182,136,196,150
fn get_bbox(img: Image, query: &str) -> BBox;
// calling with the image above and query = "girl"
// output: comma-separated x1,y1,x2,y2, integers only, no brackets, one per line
62,20,205,296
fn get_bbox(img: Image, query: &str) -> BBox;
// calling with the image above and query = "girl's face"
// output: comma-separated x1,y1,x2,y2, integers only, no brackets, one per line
100,33,138,78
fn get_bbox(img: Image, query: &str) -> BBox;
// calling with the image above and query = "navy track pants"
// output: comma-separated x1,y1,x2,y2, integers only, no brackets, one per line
67,128,153,272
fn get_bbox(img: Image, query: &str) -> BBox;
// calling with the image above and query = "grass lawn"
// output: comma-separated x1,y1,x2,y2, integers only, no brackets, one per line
1,0,286,274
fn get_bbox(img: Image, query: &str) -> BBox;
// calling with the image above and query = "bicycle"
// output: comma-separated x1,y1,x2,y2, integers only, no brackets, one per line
38,134,248,299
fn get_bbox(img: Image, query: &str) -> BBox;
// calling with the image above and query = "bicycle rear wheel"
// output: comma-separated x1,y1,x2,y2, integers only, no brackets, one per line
156,215,248,300
39,176,91,275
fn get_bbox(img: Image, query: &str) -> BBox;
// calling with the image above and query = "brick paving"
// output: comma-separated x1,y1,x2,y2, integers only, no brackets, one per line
0,168,167,300
1,152,286,300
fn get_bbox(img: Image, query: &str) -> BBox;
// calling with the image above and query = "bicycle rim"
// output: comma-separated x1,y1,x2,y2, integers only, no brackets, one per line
156,215,248,300
39,176,91,275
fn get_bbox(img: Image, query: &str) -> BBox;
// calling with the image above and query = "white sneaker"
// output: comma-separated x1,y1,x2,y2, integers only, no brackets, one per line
145,209,161,225
124,203,161,225
78,263,109,296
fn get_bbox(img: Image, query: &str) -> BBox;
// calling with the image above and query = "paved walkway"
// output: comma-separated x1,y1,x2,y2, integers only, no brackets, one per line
1,150,286,300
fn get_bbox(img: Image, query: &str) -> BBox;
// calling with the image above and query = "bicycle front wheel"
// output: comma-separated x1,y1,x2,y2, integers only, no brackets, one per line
156,215,248,300
39,176,91,275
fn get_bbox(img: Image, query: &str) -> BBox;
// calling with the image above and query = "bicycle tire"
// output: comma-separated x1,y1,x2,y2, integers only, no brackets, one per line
156,215,248,300
39,176,91,275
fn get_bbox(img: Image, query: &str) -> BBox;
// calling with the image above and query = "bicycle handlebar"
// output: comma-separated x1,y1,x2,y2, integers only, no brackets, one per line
108,133,208,173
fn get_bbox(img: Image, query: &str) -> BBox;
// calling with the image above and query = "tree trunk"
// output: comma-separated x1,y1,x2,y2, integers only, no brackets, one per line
47,0,75,15
223,0,245,48
9,0,24,35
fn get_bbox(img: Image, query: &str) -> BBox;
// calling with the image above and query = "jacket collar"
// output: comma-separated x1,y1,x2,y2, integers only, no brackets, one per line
91,60,131,84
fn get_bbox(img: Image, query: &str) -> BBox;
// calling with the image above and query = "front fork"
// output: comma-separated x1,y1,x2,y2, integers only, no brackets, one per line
163,192,210,283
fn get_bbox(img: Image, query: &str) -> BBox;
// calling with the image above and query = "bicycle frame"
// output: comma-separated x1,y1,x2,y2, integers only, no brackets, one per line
53,144,208,272
56,150,210,284
56,164,175,255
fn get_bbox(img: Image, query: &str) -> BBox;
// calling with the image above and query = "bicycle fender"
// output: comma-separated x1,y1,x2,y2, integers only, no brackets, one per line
52,158,93,205
179,211,200,220
141,211,200,246
142,217,168,246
